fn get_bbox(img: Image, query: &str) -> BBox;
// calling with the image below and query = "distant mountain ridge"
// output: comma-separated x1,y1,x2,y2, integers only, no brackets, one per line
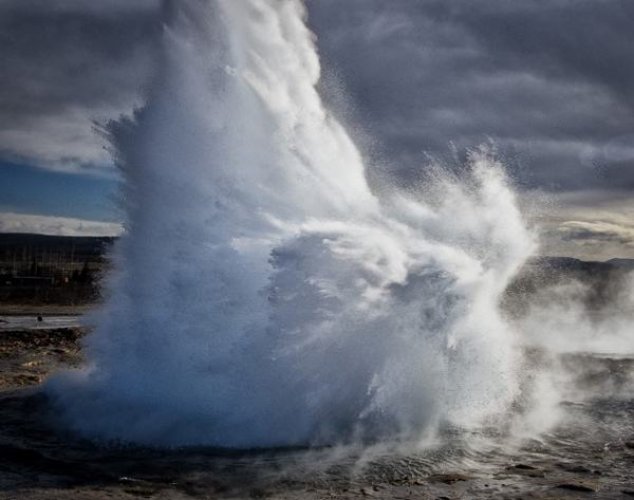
530,255,634,270
0,233,631,309
607,258,634,270
0,233,632,269
0,233,114,307
0,233,115,262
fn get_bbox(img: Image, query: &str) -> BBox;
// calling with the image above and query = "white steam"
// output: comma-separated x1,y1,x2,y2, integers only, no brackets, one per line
516,273,634,355
48,0,538,448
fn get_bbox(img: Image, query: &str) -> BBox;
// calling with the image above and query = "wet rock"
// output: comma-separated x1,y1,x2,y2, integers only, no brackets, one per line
557,463,597,475
507,464,545,478
12,373,41,386
428,473,472,484
554,479,598,492
122,485,160,498
513,463,538,470
249,487,272,498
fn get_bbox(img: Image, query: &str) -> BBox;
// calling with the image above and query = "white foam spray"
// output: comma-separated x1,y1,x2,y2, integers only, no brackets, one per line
49,0,536,448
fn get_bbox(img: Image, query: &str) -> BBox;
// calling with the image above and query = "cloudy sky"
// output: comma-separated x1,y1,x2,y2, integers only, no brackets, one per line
1,0,633,259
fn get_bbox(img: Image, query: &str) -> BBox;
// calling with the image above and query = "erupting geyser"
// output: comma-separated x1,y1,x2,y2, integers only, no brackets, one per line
49,0,535,448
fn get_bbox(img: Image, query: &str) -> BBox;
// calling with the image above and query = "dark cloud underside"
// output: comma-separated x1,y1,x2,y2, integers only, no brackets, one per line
0,1,161,169
307,0,634,191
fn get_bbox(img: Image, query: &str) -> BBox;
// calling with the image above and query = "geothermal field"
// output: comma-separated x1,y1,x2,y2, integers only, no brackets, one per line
1,0,633,499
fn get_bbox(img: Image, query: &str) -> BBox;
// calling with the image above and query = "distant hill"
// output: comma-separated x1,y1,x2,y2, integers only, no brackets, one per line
0,233,115,263
0,232,632,308
607,258,634,270
0,233,116,307
505,255,634,315
529,255,634,272
1,233,630,270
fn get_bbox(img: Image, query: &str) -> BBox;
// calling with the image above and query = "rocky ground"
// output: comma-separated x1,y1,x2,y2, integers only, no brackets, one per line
0,323,633,499
0,327,83,390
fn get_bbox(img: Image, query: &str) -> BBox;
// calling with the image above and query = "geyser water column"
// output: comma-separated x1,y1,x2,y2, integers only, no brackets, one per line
49,0,535,448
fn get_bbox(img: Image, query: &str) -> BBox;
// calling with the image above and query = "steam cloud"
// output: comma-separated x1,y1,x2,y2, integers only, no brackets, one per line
48,0,630,449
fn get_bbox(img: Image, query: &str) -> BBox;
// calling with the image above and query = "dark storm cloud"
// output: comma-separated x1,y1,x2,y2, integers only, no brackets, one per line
0,0,161,170
1,0,633,254
1,0,633,191
455,1,634,105
306,0,634,192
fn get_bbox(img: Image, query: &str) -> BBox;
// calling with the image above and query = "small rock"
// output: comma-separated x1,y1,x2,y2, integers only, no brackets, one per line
512,463,539,470
428,473,471,485
559,464,592,474
13,373,40,385
507,464,545,478
555,480,598,493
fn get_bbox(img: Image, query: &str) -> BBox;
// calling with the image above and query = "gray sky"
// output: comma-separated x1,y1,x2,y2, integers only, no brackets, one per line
0,0,633,260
